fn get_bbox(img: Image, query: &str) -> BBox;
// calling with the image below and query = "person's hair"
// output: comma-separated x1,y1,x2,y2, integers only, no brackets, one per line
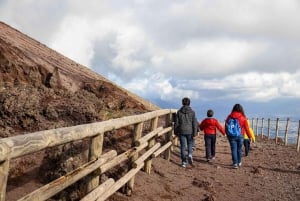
182,97,190,106
231,103,245,116
207,109,214,117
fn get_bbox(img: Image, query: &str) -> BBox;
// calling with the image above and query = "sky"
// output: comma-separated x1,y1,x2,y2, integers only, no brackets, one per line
1,0,300,120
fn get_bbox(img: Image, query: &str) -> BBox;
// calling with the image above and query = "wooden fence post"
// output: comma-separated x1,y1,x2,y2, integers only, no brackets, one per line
0,159,9,201
297,120,300,152
261,118,264,138
275,118,279,143
267,118,271,139
127,122,143,195
172,112,178,147
87,133,104,193
145,117,158,174
256,118,259,136
284,118,290,146
164,113,173,161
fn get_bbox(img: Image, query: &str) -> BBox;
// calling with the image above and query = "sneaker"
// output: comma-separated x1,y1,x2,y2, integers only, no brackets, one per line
188,156,193,165
238,162,242,167
192,146,195,151
233,164,238,169
182,162,187,168
206,158,210,162
211,157,216,160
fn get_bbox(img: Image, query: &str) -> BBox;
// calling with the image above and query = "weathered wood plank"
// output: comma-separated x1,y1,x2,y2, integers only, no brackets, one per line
134,127,163,146
157,127,172,137
17,150,117,201
128,122,144,194
133,143,161,168
164,113,174,160
297,120,300,152
99,143,147,174
152,141,172,158
0,159,9,201
145,117,158,174
96,162,144,201
87,133,104,192
0,109,177,162
81,178,115,201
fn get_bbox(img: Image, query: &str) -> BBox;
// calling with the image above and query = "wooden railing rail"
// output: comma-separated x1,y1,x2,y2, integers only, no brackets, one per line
250,117,300,152
0,109,177,201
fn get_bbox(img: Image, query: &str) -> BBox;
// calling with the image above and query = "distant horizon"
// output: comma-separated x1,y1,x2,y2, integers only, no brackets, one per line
154,98,300,121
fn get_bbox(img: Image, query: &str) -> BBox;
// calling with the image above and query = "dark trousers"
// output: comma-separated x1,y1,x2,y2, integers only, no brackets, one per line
204,134,216,159
243,139,250,156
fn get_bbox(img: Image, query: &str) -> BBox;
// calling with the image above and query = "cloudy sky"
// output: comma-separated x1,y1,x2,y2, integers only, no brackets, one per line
1,0,300,120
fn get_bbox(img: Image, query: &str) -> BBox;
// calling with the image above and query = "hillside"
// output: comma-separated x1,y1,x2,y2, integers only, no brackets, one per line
0,21,159,137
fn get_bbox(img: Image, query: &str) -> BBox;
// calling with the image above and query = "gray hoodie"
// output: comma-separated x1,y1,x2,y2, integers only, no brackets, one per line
174,105,198,136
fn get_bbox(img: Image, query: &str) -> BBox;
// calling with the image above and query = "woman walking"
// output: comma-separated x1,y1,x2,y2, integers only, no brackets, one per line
225,104,253,169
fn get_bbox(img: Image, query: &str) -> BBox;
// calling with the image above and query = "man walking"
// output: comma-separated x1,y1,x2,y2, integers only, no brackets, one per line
174,97,198,168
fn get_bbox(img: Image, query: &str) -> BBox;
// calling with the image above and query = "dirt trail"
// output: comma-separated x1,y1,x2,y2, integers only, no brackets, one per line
111,135,300,201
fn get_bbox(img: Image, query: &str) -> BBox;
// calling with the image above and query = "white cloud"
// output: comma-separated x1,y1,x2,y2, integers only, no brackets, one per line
160,38,268,78
50,16,95,67
1,0,300,117
123,73,199,102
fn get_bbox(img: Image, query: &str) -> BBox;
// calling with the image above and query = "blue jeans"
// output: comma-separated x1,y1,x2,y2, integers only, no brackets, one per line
179,134,193,163
228,135,244,165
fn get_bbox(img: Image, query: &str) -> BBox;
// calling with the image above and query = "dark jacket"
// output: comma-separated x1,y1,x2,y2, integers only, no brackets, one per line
174,105,198,136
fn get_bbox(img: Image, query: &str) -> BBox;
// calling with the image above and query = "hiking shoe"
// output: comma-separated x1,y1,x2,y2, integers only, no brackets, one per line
182,162,187,168
206,158,210,162
188,156,193,165
233,164,238,169
238,162,242,167
211,157,216,160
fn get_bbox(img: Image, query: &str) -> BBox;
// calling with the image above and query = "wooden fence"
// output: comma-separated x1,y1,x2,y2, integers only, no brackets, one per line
250,117,300,152
0,109,177,201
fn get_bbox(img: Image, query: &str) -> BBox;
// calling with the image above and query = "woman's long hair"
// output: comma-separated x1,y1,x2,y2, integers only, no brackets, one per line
231,103,246,116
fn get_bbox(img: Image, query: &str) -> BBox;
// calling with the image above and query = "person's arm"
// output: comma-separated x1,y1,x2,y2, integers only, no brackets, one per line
199,119,206,131
249,127,256,142
215,119,226,136
243,118,252,139
192,114,198,137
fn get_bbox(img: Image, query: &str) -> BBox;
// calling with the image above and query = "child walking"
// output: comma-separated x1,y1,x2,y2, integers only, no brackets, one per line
244,120,256,157
199,109,226,162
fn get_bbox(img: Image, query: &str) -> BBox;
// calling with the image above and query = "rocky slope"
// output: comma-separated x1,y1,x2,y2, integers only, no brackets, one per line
0,21,159,138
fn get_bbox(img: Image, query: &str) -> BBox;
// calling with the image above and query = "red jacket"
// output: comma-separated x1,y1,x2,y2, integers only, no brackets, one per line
225,111,252,139
199,117,226,135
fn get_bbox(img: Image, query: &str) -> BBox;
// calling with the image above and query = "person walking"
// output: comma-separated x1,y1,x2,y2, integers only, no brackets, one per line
225,103,253,169
199,109,226,162
243,120,256,157
174,97,198,168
